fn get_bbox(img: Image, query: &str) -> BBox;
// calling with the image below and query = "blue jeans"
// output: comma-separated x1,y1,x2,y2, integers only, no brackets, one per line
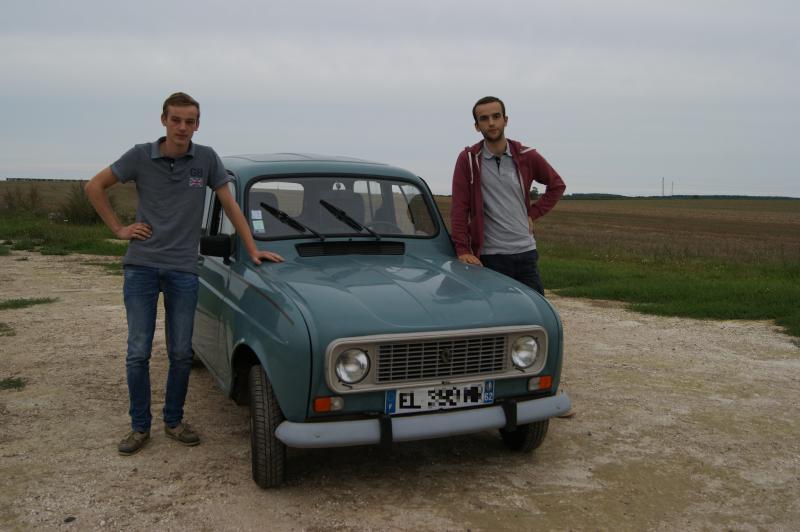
123,265,199,432
480,249,545,296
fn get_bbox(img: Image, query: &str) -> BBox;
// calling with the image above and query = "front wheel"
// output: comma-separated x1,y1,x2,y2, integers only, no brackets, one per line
499,419,549,452
248,365,286,488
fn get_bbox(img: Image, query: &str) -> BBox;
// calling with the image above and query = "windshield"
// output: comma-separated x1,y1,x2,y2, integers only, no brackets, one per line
247,176,437,240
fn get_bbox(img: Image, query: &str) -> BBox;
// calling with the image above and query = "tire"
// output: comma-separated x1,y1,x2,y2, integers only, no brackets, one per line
248,365,286,488
499,419,549,452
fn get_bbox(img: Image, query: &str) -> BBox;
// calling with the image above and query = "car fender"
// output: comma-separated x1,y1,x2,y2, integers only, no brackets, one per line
224,263,313,422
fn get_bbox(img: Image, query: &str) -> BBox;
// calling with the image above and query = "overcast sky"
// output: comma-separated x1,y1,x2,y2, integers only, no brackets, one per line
1,0,797,197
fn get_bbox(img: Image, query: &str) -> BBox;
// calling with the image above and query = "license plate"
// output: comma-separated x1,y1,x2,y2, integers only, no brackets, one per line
385,380,494,415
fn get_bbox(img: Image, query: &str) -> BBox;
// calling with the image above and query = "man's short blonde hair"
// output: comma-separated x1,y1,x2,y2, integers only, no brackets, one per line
162,92,200,118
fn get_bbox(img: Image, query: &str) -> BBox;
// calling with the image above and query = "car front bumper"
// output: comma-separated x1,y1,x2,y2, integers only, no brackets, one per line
275,392,571,449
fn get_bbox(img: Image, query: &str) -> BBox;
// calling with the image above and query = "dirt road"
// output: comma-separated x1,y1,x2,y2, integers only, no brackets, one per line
1,252,798,531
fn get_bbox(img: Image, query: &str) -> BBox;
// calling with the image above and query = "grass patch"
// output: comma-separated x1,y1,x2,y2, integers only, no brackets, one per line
0,377,27,391
0,244,9,256
0,323,15,336
511,197,800,339
0,211,127,256
40,247,71,256
0,297,59,310
540,247,800,338
10,238,39,251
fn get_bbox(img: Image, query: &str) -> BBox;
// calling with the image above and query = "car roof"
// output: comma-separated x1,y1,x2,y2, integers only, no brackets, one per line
221,153,423,184
224,153,382,164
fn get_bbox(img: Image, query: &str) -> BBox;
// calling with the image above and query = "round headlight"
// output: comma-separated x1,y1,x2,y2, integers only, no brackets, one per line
335,349,370,384
511,336,539,369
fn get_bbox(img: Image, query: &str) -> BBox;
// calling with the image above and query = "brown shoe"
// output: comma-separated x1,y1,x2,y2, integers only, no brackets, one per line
118,430,150,455
557,409,576,419
165,422,200,446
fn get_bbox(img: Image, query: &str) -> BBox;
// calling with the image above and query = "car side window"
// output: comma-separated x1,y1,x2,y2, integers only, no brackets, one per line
208,182,237,237
219,208,234,236
201,186,214,233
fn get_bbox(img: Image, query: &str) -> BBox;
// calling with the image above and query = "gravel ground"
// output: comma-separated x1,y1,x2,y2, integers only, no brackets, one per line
1,251,798,531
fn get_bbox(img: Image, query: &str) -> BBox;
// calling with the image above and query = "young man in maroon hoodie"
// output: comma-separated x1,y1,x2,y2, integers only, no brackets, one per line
450,96,566,296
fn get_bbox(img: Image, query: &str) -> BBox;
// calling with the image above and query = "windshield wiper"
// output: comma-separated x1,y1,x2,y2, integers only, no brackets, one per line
260,202,325,241
319,199,380,240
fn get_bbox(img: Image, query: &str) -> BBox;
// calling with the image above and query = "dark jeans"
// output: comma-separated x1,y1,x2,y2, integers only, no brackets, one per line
480,249,544,296
123,265,199,432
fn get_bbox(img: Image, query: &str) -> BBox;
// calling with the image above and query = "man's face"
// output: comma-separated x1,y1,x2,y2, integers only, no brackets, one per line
474,101,508,142
161,105,200,148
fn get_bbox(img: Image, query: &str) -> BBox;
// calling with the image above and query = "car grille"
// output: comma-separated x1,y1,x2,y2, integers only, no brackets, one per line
375,335,507,383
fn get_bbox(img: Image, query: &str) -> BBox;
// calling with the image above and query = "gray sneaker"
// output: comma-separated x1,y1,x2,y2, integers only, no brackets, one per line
118,431,150,455
165,422,200,446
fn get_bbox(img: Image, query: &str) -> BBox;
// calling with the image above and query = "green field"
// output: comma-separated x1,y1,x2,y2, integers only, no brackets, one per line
2,180,799,338
439,196,800,338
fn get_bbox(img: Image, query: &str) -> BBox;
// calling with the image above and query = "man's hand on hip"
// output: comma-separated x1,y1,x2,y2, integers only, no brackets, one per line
116,223,152,241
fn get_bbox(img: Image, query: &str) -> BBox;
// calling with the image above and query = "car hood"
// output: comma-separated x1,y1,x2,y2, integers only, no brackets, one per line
267,253,551,338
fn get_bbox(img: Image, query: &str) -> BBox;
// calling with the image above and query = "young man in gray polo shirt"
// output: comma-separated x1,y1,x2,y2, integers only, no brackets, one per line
85,92,283,455
450,96,566,295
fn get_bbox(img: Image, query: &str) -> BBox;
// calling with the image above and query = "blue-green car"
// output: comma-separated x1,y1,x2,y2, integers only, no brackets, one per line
194,153,571,488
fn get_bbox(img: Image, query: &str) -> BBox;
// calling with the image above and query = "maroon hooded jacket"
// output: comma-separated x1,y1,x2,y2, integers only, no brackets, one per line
450,139,566,257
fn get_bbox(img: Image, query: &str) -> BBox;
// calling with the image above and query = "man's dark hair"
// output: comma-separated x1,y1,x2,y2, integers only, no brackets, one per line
472,96,506,123
162,92,200,118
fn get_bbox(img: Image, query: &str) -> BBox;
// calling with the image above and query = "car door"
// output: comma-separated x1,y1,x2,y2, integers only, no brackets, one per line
194,182,235,385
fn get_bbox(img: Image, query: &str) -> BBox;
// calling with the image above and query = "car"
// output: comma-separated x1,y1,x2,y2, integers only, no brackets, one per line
193,153,571,488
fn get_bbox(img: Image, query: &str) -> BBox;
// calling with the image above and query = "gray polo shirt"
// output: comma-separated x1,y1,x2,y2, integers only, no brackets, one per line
111,138,231,273
480,144,536,255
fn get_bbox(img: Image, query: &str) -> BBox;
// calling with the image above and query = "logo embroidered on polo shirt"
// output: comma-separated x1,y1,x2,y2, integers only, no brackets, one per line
188,168,204,187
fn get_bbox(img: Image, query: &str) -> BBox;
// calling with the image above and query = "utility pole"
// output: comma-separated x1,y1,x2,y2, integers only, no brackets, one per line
662,177,665,197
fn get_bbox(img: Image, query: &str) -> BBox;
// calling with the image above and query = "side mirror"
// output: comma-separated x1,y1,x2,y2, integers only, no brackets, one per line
200,234,233,264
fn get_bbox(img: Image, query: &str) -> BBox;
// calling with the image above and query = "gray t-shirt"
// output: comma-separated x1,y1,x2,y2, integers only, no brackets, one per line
111,138,231,273
480,145,536,255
